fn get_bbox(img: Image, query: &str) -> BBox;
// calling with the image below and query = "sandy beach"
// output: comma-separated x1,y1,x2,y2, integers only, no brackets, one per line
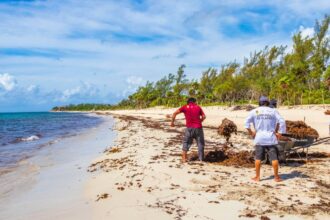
87,106,330,220
1,107,329,220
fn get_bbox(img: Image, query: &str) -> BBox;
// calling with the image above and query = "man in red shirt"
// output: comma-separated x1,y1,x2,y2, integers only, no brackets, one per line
171,97,206,162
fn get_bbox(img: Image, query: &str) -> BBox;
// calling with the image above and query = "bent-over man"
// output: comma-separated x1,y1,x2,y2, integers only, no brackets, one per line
171,98,206,162
245,96,286,182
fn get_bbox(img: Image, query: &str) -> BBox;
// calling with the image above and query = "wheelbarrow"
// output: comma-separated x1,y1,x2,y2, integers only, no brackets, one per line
276,134,316,163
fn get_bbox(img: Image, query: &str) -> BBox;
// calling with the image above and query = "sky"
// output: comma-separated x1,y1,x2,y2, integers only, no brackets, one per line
0,0,329,112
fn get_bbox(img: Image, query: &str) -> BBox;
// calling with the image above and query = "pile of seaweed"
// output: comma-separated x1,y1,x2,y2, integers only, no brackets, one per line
219,150,254,167
286,120,319,139
218,118,237,142
190,146,254,168
232,105,255,111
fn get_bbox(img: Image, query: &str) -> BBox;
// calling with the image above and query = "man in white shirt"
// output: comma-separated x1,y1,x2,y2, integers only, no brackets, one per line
245,96,286,182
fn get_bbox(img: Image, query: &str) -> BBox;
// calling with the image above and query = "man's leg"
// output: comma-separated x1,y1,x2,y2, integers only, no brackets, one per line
196,128,205,161
272,160,281,182
252,145,264,181
182,151,188,163
269,146,282,182
182,128,193,163
252,160,261,181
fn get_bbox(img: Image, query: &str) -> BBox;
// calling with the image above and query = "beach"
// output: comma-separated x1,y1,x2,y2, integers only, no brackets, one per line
1,106,329,220
87,106,330,220
2,1,329,219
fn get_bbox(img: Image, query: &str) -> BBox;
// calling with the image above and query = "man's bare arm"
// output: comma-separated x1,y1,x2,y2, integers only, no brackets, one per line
171,109,181,127
201,114,206,122
275,123,279,133
246,128,256,138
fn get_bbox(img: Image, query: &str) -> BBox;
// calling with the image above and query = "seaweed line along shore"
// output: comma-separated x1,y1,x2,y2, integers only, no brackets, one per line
86,106,330,220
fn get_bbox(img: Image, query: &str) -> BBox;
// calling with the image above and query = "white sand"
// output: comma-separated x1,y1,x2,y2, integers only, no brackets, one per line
86,106,330,220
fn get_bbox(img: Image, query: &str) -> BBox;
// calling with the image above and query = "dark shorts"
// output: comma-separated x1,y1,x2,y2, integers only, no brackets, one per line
182,127,205,152
255,145,278,161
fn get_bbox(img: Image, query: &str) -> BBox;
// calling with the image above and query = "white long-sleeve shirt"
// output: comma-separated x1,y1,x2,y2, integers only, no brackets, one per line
245,106,286,145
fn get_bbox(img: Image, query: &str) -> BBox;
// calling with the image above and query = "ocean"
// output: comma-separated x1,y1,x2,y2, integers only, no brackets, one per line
0,112,104,170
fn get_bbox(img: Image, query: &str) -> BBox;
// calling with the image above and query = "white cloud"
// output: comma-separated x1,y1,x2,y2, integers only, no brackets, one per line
57,82,100,102
0,73,17,92
0,0,329,111
0,75,119,112
122,76,145,97
126,76,144,85
299,25,315,38
26,85,40,93
62,87,81,100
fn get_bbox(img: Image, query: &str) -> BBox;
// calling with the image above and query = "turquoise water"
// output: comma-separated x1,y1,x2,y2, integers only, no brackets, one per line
0,112,103,168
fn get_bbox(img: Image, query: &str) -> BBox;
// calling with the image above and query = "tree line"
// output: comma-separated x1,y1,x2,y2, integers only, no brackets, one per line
52,104,114,111
53,16,330,111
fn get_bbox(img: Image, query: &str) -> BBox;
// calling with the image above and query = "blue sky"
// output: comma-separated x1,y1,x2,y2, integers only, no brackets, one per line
0,0,329,112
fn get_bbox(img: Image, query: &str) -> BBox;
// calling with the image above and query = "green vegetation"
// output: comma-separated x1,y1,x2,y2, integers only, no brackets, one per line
52,16,330,111
52,104,116,111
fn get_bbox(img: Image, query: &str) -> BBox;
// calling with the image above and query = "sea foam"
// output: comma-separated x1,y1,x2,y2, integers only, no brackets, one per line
21,135,40,142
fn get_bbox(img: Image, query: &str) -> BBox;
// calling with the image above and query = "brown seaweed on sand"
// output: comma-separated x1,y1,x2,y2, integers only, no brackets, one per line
189,147,254,168
104,147,121,154
232,105,256,111
96,193,109,201
286,120,319,139
219,150,254,167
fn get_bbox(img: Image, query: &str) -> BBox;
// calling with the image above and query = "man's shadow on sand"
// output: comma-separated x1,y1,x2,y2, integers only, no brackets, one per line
262,170,310,181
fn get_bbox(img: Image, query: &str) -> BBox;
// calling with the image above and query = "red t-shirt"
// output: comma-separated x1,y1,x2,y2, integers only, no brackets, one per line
179,103,205,128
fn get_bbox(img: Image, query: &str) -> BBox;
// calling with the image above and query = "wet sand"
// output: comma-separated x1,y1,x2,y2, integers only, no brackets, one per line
87,106,330,220
0,115,115,220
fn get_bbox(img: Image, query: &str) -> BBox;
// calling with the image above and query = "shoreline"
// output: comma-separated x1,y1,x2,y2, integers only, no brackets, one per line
0,111,104,176
86,107,330,220
0,114,115,220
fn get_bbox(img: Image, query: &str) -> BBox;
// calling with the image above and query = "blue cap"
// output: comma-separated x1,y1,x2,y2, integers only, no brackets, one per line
259,96,269,102
269,99,277,108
